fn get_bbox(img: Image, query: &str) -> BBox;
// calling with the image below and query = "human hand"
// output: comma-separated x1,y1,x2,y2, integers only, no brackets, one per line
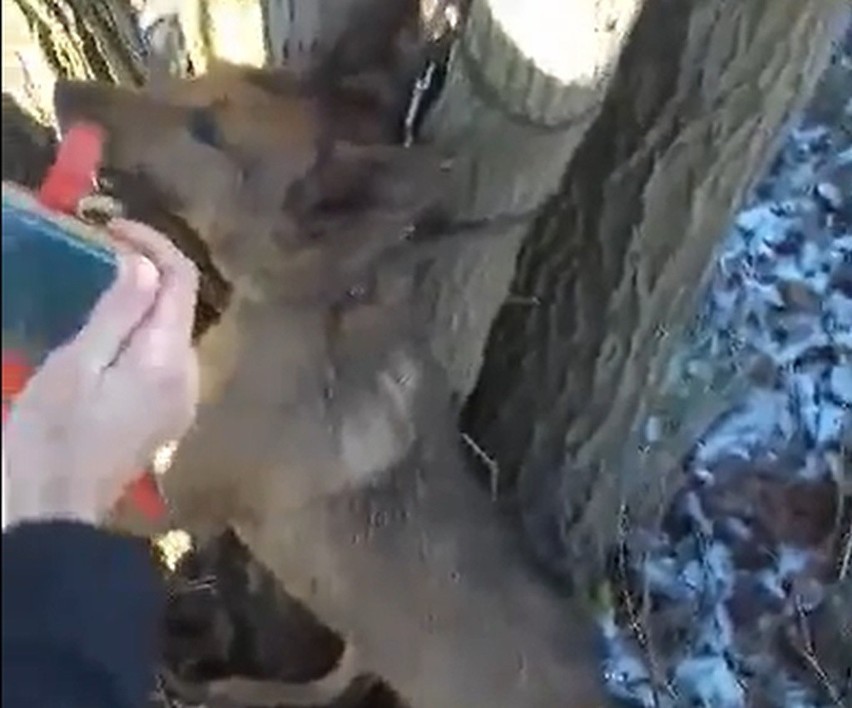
2,219,199,528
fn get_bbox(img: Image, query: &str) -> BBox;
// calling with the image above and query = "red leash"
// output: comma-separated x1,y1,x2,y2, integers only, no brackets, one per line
37,123,105,212
2,123,168,524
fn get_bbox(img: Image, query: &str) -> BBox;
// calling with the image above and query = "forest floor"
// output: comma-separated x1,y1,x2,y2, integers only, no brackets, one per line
602,26,852,708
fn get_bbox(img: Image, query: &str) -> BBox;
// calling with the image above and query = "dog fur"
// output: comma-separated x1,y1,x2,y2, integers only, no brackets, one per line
55,61,454,527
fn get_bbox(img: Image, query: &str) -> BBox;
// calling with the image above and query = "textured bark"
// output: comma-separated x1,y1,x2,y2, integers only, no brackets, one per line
462,0,850,584
2,0,145,119
414,0,645,395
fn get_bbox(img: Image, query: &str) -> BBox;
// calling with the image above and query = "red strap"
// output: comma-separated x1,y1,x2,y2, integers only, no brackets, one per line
37,122,104,214
124,472,168,521
2,351,32,399
2,351,33,425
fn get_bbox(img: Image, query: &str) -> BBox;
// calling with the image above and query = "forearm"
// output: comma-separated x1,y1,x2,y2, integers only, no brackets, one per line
2,521,164,707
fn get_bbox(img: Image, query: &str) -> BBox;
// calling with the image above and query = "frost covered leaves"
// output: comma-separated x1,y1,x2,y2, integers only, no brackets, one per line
603,29,851,708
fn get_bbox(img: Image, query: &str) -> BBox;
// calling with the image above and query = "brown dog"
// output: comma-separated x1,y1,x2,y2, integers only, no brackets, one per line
51,3,608,704
54,55,458,527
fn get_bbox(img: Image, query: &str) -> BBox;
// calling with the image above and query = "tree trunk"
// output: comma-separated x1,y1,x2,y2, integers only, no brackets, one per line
414,0,644,395
3,0,146,120
460,0,849,583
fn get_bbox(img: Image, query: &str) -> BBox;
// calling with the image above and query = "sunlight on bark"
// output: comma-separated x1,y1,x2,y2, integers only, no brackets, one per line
488,0,642,84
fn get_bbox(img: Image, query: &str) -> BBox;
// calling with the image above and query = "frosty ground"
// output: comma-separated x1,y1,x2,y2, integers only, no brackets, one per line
602,26,851,708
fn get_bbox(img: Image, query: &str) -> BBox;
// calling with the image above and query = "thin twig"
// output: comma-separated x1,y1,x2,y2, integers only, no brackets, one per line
167,574,217,598
153,671,181,708
793,594,843,707
504,294,541,306
460,433,500,501
838,511,852,581
615,507,670,707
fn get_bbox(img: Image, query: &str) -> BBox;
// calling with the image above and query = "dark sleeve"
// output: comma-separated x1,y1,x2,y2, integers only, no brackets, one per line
2,521,165,707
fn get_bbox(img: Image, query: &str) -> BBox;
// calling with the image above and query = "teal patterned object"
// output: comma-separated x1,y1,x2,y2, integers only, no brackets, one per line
2,184,118,366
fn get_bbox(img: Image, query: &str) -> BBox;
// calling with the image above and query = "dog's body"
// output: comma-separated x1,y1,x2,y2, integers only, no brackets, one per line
53,1,607,703
55,51,451,522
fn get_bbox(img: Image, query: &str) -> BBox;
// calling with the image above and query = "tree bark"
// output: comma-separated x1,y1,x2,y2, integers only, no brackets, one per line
461,0,849,583
3,0,146,119
414,0,644,395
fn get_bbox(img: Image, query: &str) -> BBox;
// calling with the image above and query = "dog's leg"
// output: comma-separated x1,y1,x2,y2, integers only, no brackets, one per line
234,438,608,707
161,641,357,708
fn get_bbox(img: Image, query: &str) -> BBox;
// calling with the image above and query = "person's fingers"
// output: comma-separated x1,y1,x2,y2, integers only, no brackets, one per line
107,219,196,294
168,349,200,435
68,253,160,373
109,219,199,350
